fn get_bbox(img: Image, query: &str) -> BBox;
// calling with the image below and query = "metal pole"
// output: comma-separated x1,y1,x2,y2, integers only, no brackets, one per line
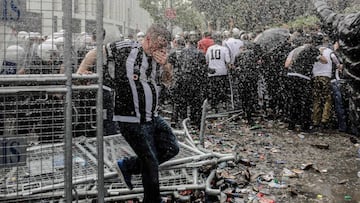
199,99,208,148
63,0,73,202
168,0,172,36
96,0,105,202
228,72,235,110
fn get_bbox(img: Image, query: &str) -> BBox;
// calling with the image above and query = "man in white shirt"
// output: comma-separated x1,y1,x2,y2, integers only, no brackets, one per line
206,31,231,111
312,35,341,130
223,28,244,66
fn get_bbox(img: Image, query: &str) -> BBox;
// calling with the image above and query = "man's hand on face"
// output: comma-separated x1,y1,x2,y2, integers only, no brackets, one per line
152,48,168,65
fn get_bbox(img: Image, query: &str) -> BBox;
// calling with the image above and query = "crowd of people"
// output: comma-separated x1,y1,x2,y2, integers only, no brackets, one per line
164,25,348,135
0,23,353,203
0,25,351,135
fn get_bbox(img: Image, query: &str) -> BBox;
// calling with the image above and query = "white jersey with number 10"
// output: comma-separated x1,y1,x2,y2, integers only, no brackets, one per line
205,44,230,77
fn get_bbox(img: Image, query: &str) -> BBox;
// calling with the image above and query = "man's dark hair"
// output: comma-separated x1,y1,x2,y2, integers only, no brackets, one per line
203,31,211,37
311,33,324,46
187,30,200,45
211,31,222,44
174,36,185,47
146,24,171,43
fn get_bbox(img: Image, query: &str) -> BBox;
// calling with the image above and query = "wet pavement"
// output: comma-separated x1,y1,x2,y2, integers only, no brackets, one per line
192,116,360,203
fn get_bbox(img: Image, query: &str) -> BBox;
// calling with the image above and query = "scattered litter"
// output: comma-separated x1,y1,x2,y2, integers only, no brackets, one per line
250,125,262,130
344,195,352,201
270,148,280,153
257,192,276,203
176,111,358,202
289,188,302,196
300,163,322,173
275,160,286,164
317,194,323,200
268,181,287,188
262,172,275,182
281,168,298,178
300,163,313,170
297,134,305,139
292,169,304,174
320,169,328,173
337,179,348,184
310,143,330,150
238,158,256,167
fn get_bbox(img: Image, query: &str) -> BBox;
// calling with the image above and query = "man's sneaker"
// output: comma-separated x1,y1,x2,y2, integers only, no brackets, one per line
308,125,321,133
114,159,133,190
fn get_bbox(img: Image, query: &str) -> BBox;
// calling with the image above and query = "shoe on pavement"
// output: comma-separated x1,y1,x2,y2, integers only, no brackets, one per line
114,159,133,190
307,125,321,133
287,123,295,131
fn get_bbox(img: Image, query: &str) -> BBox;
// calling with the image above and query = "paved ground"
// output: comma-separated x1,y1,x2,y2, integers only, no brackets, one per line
198,116,360,203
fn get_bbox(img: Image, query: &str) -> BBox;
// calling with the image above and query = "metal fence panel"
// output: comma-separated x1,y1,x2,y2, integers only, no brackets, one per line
0,1,236,201
0,0,100,201
0,89,101,199
84,134,208,194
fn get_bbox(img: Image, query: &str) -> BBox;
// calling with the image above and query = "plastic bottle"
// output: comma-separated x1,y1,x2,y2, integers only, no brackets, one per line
317,194,323,200
344,195,352,201
257,193,276,203
297,134,305,139
281,176,289,185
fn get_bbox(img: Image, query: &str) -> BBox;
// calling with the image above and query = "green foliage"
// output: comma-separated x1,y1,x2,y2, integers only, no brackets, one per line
139,0,168,23
191,0,312,31
287,15,320,30
343,4,360,14
171,1,205,31
139,0,359,33
139,0,205,33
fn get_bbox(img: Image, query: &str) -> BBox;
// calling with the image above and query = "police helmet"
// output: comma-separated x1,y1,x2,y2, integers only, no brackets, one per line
5,45,25,63
37,43,58,61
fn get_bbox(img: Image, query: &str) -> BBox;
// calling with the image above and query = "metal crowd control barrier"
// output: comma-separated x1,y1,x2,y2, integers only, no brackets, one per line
1,129,230,201
0,0,239,200
0,0,107,201
194,100,239,197
0,140,109,199
82,134,210,197
0,85,98,139
0,85,99,201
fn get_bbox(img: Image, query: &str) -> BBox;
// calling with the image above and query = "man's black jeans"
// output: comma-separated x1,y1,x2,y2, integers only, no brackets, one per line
118,116,179,203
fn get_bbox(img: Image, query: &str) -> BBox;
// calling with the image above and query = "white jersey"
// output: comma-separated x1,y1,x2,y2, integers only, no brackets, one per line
312,47,335,78
206,44,230,77
223,37,244,64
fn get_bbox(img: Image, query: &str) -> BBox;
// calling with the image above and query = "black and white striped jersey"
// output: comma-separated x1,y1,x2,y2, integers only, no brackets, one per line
105,40,160,123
